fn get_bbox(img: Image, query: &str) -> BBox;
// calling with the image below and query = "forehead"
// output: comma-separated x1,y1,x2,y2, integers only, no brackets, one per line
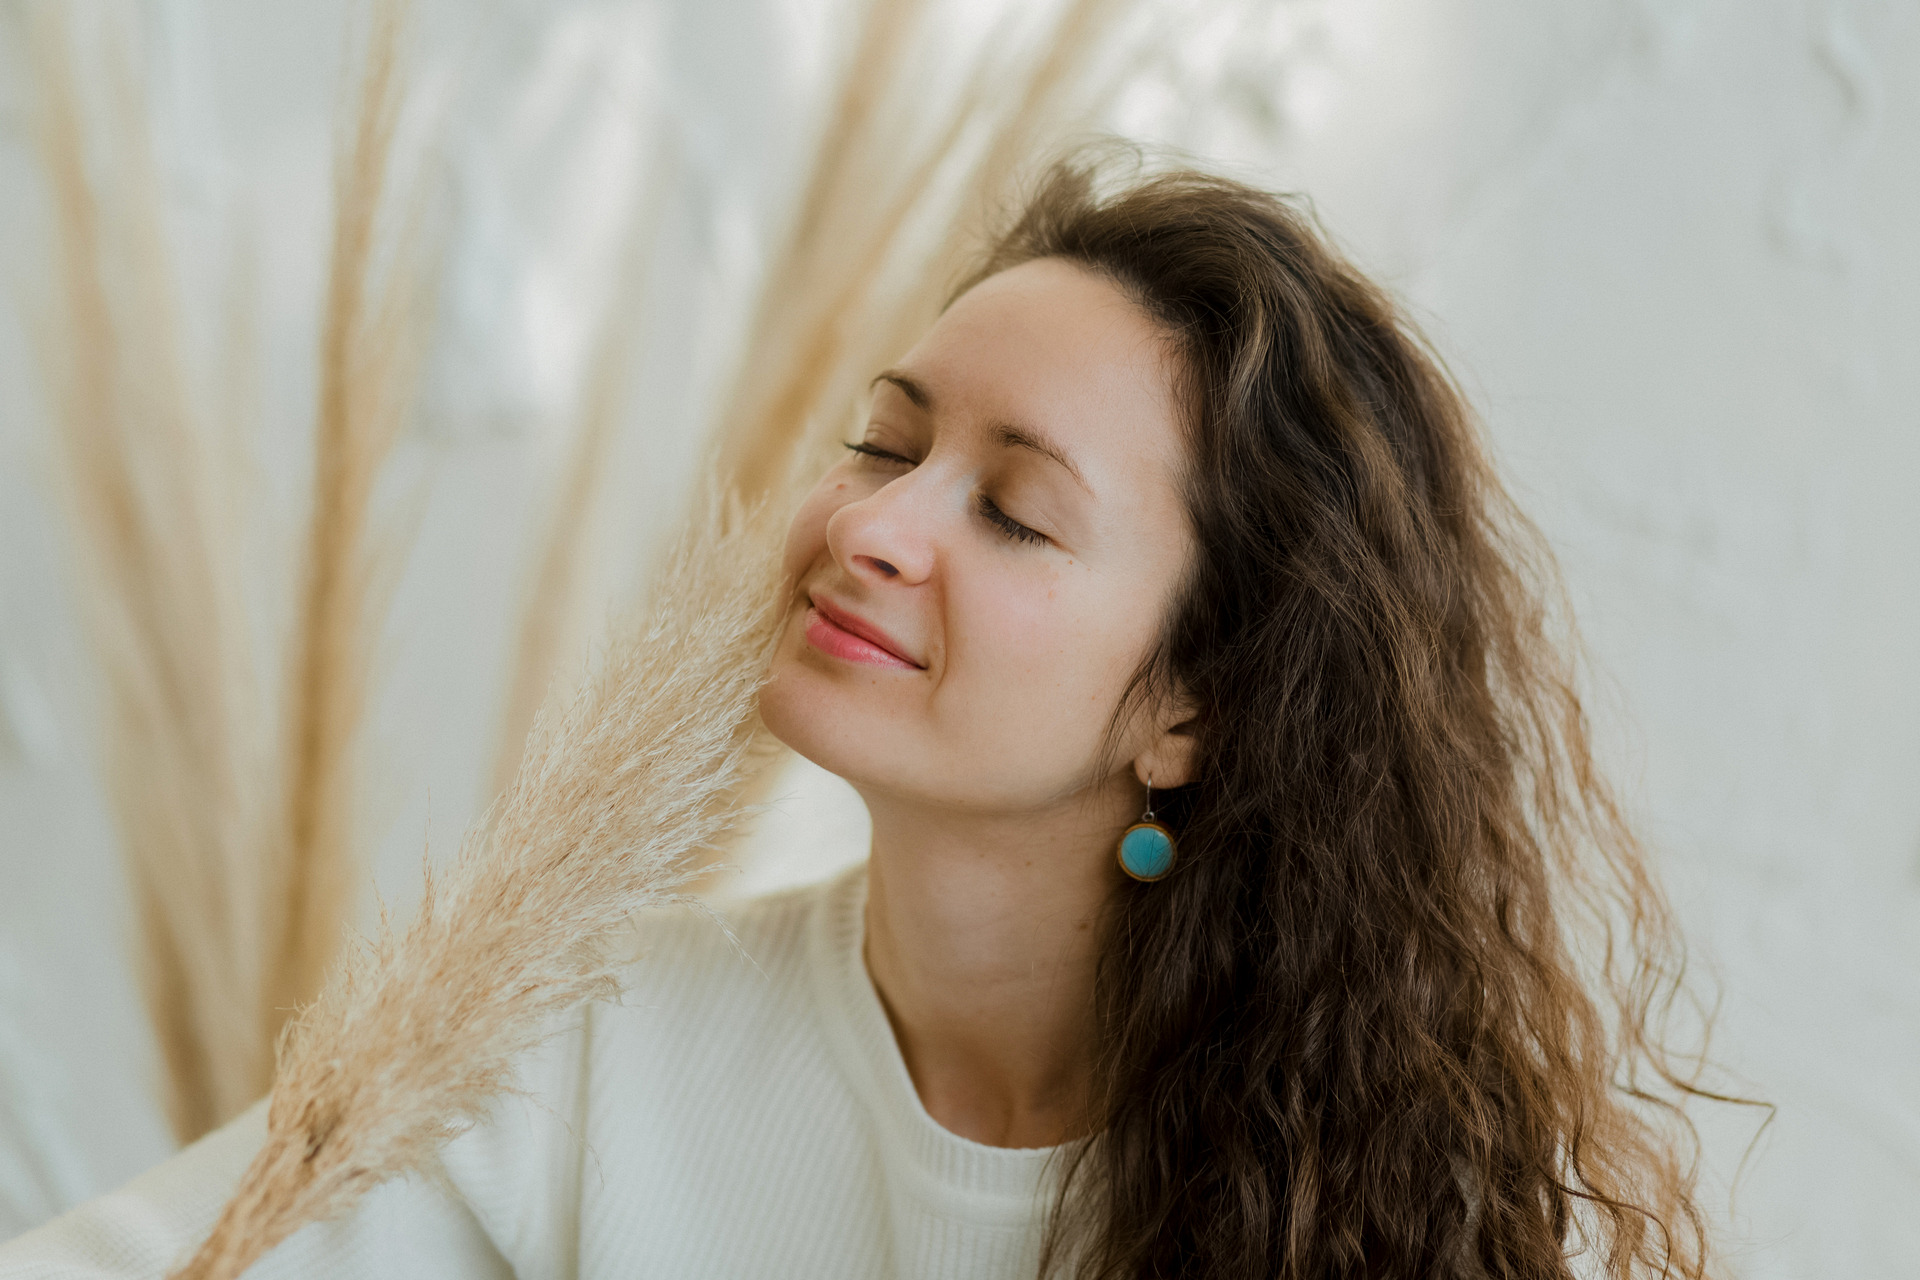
894,257,1185,468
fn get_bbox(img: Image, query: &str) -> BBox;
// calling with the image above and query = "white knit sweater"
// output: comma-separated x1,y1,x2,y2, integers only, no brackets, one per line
0,865,1064,1278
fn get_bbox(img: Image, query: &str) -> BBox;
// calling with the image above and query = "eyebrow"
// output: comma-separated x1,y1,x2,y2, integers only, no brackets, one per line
872,370,932,410
871,368,1091,492
990,421,1090,491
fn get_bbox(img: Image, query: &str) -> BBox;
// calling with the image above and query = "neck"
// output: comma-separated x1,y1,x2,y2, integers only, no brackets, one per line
860,779,1134,1149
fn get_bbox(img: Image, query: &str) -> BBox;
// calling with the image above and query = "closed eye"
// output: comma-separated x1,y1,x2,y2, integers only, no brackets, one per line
976,492,1048,546
846,442,1045,546
844,440,915,467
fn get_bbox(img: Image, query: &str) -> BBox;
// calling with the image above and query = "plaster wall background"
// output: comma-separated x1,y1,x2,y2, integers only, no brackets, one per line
0,1,1915,1273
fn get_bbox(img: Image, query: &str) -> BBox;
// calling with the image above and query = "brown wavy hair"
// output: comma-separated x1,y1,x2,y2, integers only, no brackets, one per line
958,155,1728,1279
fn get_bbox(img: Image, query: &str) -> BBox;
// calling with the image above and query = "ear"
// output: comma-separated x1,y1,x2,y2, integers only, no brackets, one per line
1130,690,1200,791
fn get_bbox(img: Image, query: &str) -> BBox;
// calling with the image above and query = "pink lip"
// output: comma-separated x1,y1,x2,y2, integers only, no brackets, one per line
805,595,922,670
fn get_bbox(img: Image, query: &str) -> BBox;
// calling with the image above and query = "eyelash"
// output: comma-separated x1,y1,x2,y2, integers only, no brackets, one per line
842,441,1048,547
844,441,909,465
976,493,1047,546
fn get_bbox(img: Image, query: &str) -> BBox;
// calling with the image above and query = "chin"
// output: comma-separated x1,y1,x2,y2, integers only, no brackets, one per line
758,640,861,781
758,642,927,804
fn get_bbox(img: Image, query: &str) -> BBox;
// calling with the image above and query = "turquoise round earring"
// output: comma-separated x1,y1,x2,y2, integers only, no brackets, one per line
1117,776,1177,882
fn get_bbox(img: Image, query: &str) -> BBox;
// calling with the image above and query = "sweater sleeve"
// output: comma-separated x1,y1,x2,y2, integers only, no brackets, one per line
0,1001,599,1280
0,1099,515,1279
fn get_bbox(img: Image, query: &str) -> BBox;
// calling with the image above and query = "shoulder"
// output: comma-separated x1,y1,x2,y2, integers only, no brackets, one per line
439,866,870,1268
597,865,864,1051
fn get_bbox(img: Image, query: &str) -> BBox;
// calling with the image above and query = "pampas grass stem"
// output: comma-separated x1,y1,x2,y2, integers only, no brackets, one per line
270,0,432,1027
31,0,435,1142
171,505,786,1280
29,3,271,1142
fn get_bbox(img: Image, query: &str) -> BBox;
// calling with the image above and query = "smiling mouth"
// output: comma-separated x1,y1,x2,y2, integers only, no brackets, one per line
804,596,922,670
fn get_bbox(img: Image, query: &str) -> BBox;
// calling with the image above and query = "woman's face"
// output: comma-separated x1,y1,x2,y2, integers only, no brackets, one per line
760,257,1194,815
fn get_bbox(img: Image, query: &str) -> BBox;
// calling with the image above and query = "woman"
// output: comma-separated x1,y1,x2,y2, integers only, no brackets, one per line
1,158,1716,1278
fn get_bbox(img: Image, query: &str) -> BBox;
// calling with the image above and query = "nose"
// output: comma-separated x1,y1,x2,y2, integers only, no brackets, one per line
825,470,937,587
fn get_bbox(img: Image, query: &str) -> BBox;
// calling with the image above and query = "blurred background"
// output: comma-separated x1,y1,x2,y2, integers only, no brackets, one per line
0,0,1914,1273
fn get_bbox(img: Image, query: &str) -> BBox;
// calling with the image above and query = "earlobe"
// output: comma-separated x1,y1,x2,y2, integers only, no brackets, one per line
1132,756,1192,792
1132,689,1199,790
1133,725,1198,791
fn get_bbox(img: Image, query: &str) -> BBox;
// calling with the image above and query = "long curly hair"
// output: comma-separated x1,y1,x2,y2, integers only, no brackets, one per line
957,155,1726,1279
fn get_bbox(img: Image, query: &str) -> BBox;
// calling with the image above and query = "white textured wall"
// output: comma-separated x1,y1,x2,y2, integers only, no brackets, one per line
2,0,1915,1272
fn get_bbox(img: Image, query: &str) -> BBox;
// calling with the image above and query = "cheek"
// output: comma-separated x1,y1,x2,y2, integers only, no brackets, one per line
941,571,1145,755
782,477,846,580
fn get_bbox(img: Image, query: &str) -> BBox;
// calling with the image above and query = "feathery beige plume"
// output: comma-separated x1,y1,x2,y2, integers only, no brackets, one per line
28,4,272,1142
29,0,432,1143
267,0,435,1031
169,502,788,1280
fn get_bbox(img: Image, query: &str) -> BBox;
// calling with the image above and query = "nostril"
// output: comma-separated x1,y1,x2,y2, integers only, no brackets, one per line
850,552,904,580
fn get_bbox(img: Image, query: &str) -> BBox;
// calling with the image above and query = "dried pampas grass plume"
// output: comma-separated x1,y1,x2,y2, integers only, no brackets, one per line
170,502,789,1280
269,0,435,1039
28,4,272,1142
27,0,432,1144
